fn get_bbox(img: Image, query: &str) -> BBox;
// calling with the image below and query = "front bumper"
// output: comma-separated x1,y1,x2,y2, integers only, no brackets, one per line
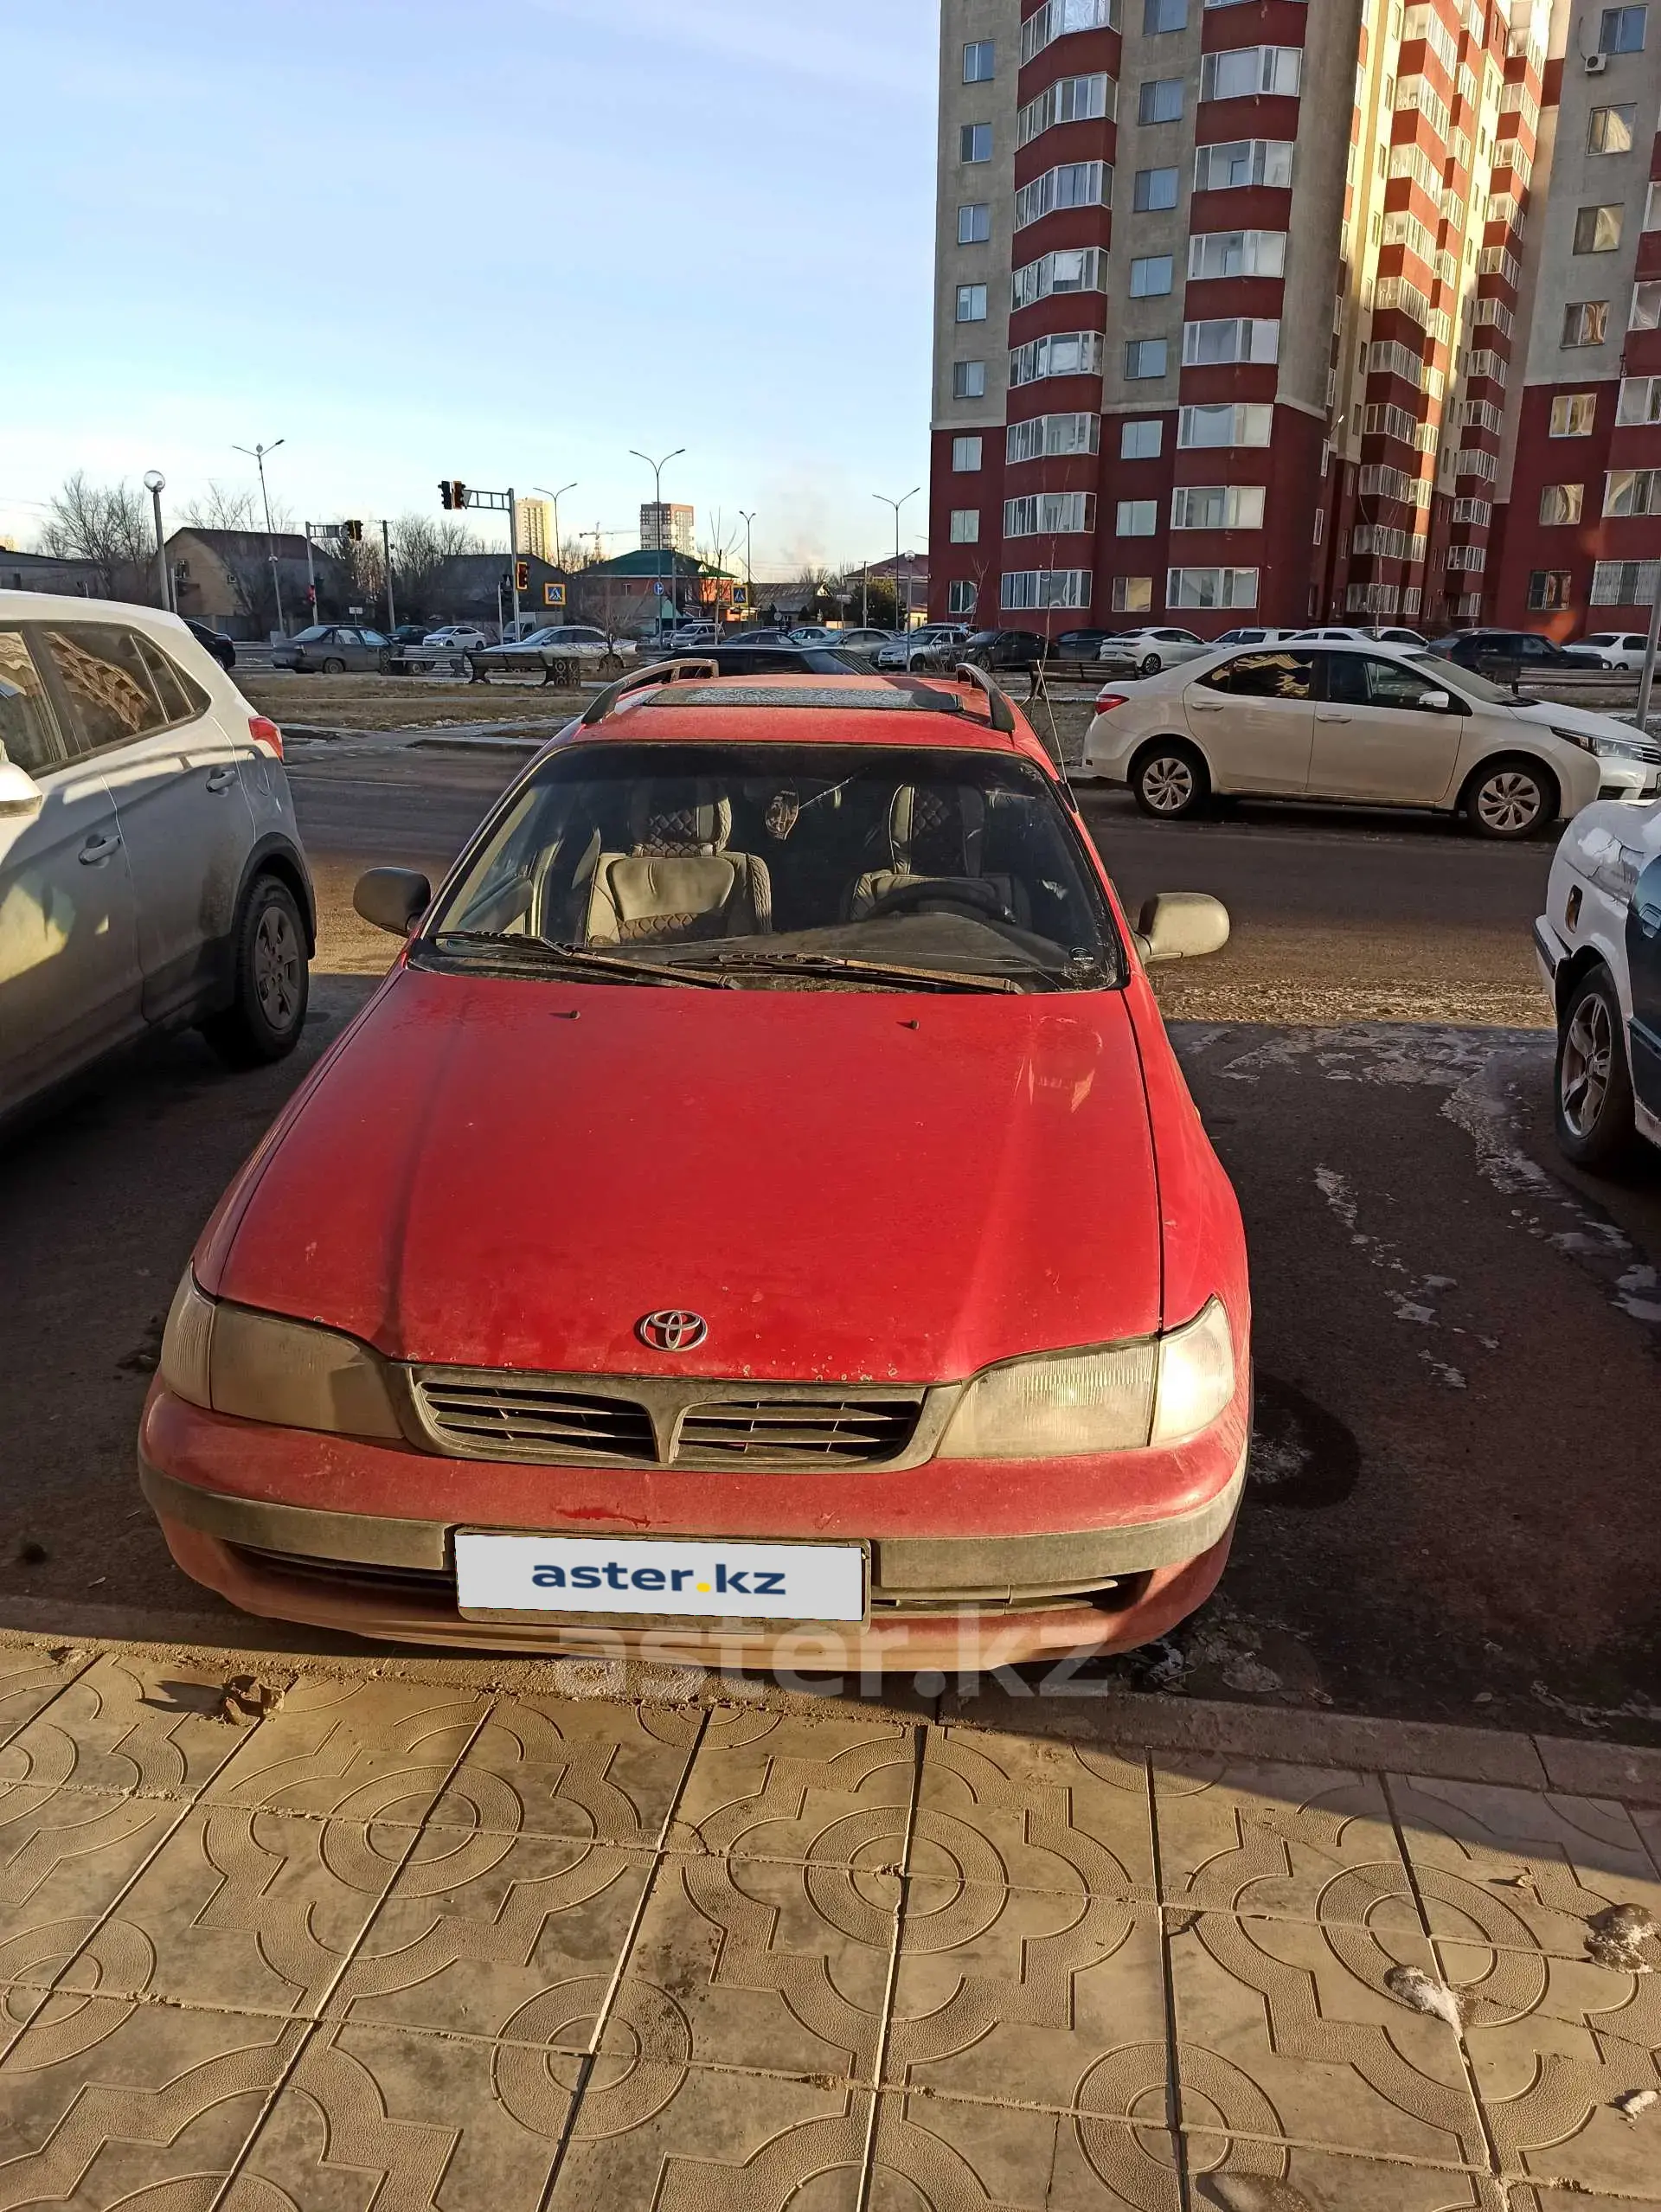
1594,760,1661,802
139,1387,1247,1670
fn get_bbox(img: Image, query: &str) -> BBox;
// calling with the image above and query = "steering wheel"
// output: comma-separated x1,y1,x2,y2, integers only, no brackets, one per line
863,876,1010,921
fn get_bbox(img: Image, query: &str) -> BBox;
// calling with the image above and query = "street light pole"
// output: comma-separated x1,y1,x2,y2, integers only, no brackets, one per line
631,446,685,639
874,486,920,663
535,483,578,579
382,518,396,635
233,439,286,636
738,510,756,624
142,471,171,612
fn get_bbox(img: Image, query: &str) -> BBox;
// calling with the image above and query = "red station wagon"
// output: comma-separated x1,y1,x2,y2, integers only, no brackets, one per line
141,664,1249,1672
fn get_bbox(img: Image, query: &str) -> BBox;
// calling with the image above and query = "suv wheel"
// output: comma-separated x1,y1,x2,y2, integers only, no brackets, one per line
1463,755,1557,838
1555,966,1638,1167
1131,740,1209,819
201,875,309,1069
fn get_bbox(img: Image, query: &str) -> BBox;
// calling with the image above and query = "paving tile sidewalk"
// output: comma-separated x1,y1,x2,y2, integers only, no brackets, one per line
0,1638,1654,2209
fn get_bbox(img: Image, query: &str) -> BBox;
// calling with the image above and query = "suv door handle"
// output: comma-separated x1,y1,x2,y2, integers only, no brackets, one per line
78,832,120,865
204,766,239,792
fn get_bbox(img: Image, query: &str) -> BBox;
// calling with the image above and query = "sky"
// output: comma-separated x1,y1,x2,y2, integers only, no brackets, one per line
1,0,940,578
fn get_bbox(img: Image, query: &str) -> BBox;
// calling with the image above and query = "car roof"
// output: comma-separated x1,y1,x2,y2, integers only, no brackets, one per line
562,670,1052,764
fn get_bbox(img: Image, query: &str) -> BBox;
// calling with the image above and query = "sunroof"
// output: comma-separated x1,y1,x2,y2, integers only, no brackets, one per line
643,683,965,713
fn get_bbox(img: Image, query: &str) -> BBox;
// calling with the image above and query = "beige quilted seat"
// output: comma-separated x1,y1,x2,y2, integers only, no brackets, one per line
849,783,1029,924
583,780,773,945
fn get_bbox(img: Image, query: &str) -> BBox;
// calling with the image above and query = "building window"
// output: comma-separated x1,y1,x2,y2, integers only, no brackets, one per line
1631,282,1661,330
1145,0,1187,30
1018,73,1116,146
960,122,992,163
1133,166,1181,211
947,580,978,615
1647,181,1661,229
953,360,988,400
1188,229,1287,278
1011,246,1106,309
1167,566,1259,607
1562,300,1611,347
1138,77,1185,123
1605,468,1661,515
1199,45,1303,99
1121,418,1164,458
1010,330,1106,383
1006,413,1101,461
1539,484,1585,524
1195,140,1294,190
949,509,982,543
1618,374,1661,421
1588,103,1638,151
1183,317,1279,364
963,39,996,81
1015,161,1113,227
1574,204,1625,253
1171,484,1267,529
1178,402,1274,446
1001,568,1093,609
1117,500,1158,535
1006,492,1097,535
1113,575,1154,612
952,435,984,471
958,202,991,245
1130,254,1174,297
1599,5,1647,51
1126,337,1170,378
1023,0,1119,66
1527,571,1574,612
1549,393,1598,435
1591,557,1661,604
956,284,989,323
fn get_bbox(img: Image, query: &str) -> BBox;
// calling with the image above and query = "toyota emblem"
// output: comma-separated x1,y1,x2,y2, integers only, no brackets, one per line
637,1309,709,1353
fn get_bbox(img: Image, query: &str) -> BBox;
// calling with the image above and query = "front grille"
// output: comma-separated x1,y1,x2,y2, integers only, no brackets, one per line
231,1545,454,1602
414,1378,657,1464
675,1395,923,1469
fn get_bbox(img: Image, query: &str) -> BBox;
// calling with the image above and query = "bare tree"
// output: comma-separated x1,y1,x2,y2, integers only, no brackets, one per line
181,482,258,531
387,514,481,623
35,472,156,599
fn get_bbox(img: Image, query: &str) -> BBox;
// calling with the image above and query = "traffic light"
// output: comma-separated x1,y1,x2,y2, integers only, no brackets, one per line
439,481,452,509
514,559,529,593
343,519,363,542
452,480,467,510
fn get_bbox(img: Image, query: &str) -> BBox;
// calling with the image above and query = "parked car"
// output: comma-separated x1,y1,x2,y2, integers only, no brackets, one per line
1289,625,1429,648
1098,628,1210,677
389,625,431,648
782,625,837,646
1565,632,1651,670
0,591,314,1124
1536,795,1661,1164
1050,629,1121,661
471,626,632,680
183,617,236,671
423,625,491,651
270,625,390,673
1432,629,1609,673
670,645,863,676
875,625,971,670
649,622,721,652
1214,627,1300,648
959,628,1049,671
1083,640,1661,836
828,628,897,656
141,664,1247,1669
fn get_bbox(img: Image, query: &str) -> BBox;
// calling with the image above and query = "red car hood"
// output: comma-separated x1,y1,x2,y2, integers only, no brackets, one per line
211,967,1162,1382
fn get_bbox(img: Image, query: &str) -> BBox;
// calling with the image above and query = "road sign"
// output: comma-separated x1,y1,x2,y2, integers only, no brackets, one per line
732,585,749,608
653,581,666,595
543,582,567,608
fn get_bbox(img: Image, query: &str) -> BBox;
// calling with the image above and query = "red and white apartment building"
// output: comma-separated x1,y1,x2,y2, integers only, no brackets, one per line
928,0,1661,638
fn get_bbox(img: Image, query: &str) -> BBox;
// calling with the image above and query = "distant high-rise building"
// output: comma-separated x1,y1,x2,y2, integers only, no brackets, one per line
641,502,696,555
515,497,555,563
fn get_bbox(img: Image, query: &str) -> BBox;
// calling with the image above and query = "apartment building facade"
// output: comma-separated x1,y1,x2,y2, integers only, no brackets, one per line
927,0,1661,637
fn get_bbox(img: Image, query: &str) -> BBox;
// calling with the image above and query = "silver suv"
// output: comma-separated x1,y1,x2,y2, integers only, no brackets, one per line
0,592,314,1123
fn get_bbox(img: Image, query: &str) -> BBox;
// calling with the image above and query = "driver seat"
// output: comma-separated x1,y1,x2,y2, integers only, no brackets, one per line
848,782,1028,925
584,781,773,945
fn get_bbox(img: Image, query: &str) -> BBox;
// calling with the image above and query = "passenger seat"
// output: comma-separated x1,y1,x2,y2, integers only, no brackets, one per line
584,781,773,944
848,783,1029,925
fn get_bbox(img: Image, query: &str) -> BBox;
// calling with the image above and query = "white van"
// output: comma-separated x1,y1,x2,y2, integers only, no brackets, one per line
0,591,315,1122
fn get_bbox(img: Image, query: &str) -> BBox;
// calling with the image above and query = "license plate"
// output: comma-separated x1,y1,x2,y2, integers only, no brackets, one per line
454,1533,867,1622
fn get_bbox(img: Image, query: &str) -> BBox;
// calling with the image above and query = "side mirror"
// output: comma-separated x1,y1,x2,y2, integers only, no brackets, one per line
1135,891,1230,964
0,753,43,820
1421,689,1457,713
354,867,432,936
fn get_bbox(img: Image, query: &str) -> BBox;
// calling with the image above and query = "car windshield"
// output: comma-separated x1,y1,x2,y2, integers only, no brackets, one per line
422,739,1120,992
1405,651,1514,703
292,626,329,643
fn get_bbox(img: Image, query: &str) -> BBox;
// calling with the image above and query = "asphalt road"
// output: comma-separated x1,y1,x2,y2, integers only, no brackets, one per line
2,738,1656,1741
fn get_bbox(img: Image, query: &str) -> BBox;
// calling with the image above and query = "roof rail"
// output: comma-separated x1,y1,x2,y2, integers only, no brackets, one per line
579,657,720,726
951,661,1016,734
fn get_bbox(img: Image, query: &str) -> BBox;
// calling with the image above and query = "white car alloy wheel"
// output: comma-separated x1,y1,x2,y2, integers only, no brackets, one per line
1559,989,1613,1140
1470,760,1549,838
1138,653,1162,676
1133,745,1205,817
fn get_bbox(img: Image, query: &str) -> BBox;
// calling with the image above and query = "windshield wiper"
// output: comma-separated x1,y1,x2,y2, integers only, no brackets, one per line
429,932,733,988
699,949,1023,993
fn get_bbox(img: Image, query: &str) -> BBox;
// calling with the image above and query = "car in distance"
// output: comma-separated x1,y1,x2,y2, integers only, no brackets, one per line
828,628,897,657
1433,628,1609,674
1050,628,1121,661
0,590,314,1124
1289,625,1430,649
270,625,391,673
183,617,236,670
664,645,863,676
1213,626,1299,649
141,664,1248,1670
1098,627,1210,677
423,625,491,651
470,625,632,680
1083,640,1661,835
1565,632,1651,671
875,625,971,670
959,628,1049,671
1536,796,1661,1163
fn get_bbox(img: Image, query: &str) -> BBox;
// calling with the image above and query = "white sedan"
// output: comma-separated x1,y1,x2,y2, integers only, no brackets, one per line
1096,627,1210,676
1564,632,1651,671
1082,639,1661,837
469,626,632,678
